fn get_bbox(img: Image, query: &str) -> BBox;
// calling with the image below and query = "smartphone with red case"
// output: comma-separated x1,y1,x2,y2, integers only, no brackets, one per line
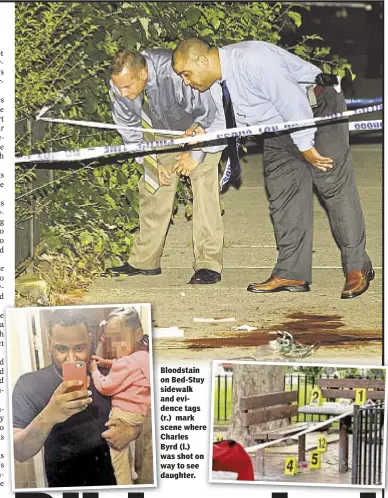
62,361,87,392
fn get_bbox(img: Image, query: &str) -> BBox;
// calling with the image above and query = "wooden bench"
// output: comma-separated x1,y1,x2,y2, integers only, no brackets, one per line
319,378,385,402
298,378,385,473
240,390,309,464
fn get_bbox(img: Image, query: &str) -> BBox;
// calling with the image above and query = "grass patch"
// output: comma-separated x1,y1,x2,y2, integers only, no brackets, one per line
213,376,233,423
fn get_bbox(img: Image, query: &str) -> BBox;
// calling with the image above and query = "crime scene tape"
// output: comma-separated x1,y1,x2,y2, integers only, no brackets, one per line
349,119,382,131
15,104,382,165
38,116,186,136
244,408,354,453
345,97,382,106
38,116,382,135
219,118,382,189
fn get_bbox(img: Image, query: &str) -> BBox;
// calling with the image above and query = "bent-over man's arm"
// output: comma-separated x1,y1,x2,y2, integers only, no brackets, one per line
180,77,226,160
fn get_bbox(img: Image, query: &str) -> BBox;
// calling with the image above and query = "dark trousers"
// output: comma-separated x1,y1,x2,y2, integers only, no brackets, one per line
46,444,116,488
263,87,372,283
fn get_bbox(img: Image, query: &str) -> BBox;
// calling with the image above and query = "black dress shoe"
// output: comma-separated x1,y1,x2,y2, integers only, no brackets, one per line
104,262,161,277
189,269,221,284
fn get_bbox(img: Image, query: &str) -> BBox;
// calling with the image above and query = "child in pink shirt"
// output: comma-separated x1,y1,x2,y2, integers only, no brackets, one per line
90,307,151,485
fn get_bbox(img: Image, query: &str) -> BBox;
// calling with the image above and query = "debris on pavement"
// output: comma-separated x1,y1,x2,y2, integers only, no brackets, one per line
234,324,258,332
153,326,184,339
269,331,320,358
193,317,236,323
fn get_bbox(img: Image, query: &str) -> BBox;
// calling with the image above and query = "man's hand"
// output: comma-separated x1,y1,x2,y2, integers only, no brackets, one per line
184,124,206,146
301,147,334,172
43,381,92,424
171,152,199,177
184,123,205,138
102,419,142,450
158,164,171,187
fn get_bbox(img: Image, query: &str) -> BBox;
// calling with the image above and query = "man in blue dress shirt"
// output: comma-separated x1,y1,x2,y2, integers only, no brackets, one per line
172,39,374,299
105,49,224,285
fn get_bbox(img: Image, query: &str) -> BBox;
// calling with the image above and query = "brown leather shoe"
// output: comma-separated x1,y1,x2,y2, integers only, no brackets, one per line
247,275,310,293
341,269,375,299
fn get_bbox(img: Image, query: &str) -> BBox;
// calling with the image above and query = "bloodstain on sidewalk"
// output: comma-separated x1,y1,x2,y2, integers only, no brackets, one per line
158,313,381,351
278,312,345,331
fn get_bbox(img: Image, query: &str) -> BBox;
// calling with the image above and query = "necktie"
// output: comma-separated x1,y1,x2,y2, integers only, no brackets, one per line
141,92,160,194
221,81,242,182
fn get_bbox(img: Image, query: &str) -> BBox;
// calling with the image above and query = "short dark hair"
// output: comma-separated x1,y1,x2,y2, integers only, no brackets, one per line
47,309,89,337
111,50,147,75
172,38,212,67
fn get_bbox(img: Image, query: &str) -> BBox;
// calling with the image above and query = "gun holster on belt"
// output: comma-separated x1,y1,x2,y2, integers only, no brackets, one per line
306,85,318,108
315,73,340,87
306,73,341,107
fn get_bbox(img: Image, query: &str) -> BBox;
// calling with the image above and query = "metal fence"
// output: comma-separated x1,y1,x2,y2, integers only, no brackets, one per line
285,373,332,423
214,374,233,423
352,401,385,485
16,118,53,272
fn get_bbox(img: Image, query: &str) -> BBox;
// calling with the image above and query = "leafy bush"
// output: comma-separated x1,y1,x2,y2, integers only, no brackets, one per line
16,2,353,300
16,2,143,290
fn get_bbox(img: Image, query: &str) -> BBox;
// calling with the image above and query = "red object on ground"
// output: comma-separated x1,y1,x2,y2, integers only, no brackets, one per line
212,440,254,481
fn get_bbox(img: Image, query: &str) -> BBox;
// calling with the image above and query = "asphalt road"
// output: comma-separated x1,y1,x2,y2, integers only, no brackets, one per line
83,138,382,364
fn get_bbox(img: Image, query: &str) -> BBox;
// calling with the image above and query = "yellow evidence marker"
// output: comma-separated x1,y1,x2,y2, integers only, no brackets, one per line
354,388,367,406
317,435,328,453
309,387,323,406
309,451,321,469
284,457,298,475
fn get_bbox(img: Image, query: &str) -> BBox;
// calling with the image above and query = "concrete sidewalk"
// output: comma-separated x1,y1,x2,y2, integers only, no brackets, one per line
83,141,382,364
212,432,353,486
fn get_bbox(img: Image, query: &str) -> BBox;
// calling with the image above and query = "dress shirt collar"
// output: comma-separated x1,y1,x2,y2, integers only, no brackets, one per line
218,46,232,85
141,51,157,94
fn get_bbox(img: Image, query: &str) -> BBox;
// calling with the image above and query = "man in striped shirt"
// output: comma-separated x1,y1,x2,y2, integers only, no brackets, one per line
105,49,224,285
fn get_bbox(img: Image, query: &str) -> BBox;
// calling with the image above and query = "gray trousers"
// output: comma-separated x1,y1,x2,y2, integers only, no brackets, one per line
128,151,223,273
263,87,372,283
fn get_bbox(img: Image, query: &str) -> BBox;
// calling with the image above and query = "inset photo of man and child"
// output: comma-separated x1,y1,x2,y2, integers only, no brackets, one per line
7,304,156,491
